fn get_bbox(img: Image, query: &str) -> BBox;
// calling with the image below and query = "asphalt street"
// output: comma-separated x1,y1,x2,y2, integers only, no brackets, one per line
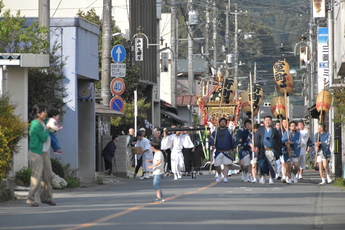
0,169,345,230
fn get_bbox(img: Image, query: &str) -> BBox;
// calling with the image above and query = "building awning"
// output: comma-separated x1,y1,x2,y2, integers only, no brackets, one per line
161,110,188,123
95,103,124,117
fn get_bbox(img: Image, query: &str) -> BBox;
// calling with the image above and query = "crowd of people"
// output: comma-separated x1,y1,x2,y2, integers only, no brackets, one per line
126,116,333,188
212,116,332,185
126,126,205,181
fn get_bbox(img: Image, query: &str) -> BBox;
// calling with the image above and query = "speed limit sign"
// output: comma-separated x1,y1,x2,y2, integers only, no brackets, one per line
110,78,125,95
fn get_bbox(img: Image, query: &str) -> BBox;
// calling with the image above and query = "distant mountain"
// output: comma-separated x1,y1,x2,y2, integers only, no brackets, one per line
236,0,310,48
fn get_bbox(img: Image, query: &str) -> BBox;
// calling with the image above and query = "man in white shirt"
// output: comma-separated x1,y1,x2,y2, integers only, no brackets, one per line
161,127,194,180
135,131,153,180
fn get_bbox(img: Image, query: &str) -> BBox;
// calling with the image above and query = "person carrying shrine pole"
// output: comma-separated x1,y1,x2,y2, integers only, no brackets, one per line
313,79,333,185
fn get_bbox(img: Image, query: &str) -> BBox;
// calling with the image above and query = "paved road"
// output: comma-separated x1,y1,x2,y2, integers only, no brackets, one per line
1,170,345,230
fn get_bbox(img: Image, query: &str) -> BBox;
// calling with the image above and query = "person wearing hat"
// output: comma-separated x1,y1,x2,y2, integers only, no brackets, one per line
139,127,146,137
134,131,153,180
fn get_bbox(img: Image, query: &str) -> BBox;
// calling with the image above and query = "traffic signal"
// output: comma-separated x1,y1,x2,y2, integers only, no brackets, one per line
135,38,143,61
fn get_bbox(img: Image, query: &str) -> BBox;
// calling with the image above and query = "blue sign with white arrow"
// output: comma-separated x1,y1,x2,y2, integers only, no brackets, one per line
111,45,126,63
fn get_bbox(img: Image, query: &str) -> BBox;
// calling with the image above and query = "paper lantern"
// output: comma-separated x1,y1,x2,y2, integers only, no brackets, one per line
316,90,332,113
270,96,286,119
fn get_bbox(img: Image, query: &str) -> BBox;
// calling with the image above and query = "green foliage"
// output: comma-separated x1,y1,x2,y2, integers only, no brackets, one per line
0,95,28,153
51,158,65,178
332,87,345,126
0,95,27,180
62,162,79,188
0,4,48,53
333,178,345,188
0,129,11,180
28,43,68,113
111,98,151,132
14,159,80,188
14,167,31,187
96,176,104,185
0,182,13,202
65,177,80,188
122,64,147,101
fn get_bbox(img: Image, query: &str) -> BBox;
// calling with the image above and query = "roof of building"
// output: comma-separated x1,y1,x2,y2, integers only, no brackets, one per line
177,95,198,106
95,103,124,117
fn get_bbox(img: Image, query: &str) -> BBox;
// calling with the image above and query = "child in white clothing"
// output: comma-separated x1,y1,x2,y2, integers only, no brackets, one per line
147,140,165,202
47,109,63,154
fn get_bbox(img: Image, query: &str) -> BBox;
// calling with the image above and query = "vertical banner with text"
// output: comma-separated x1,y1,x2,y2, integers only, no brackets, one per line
317,27,329,92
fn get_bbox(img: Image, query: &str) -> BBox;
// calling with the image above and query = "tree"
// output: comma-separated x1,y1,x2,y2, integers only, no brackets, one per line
0,94,27,179
28,42,67,112
332,87,345,126
110,98,151,134
0,2,57,180
0,2,48,53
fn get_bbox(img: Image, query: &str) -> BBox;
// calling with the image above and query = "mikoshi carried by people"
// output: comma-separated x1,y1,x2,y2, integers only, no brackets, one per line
161,127,194,180
209,117,237,183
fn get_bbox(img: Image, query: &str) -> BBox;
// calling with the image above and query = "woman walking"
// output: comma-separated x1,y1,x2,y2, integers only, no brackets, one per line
26,104,56,207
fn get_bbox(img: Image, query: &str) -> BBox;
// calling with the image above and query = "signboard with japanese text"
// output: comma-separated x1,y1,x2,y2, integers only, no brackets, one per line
317,27,329,92
111,63,126,78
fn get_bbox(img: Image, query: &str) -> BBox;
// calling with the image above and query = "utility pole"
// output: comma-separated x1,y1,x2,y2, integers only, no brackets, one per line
101,0,112,106
212,0,217,71
308,0,316,139
204,0,210,76
225,0,230,54
234,4,238,90
188,0,194,97
188,0,194,125
171,0,177,107
38,0,50,53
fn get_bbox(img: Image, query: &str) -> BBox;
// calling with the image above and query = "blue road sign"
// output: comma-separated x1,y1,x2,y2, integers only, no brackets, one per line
109,96,125,112
111,45,126,63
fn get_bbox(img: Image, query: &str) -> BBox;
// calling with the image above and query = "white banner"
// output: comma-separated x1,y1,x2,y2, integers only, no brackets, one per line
111,63,126,78
317,27,329,92
313,0,326,18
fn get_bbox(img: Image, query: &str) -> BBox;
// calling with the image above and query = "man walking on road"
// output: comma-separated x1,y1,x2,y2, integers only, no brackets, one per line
209,117,236,183
254,115,282,184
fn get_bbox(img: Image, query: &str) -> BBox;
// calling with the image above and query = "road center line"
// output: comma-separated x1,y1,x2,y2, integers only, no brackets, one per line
62,181,218,230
